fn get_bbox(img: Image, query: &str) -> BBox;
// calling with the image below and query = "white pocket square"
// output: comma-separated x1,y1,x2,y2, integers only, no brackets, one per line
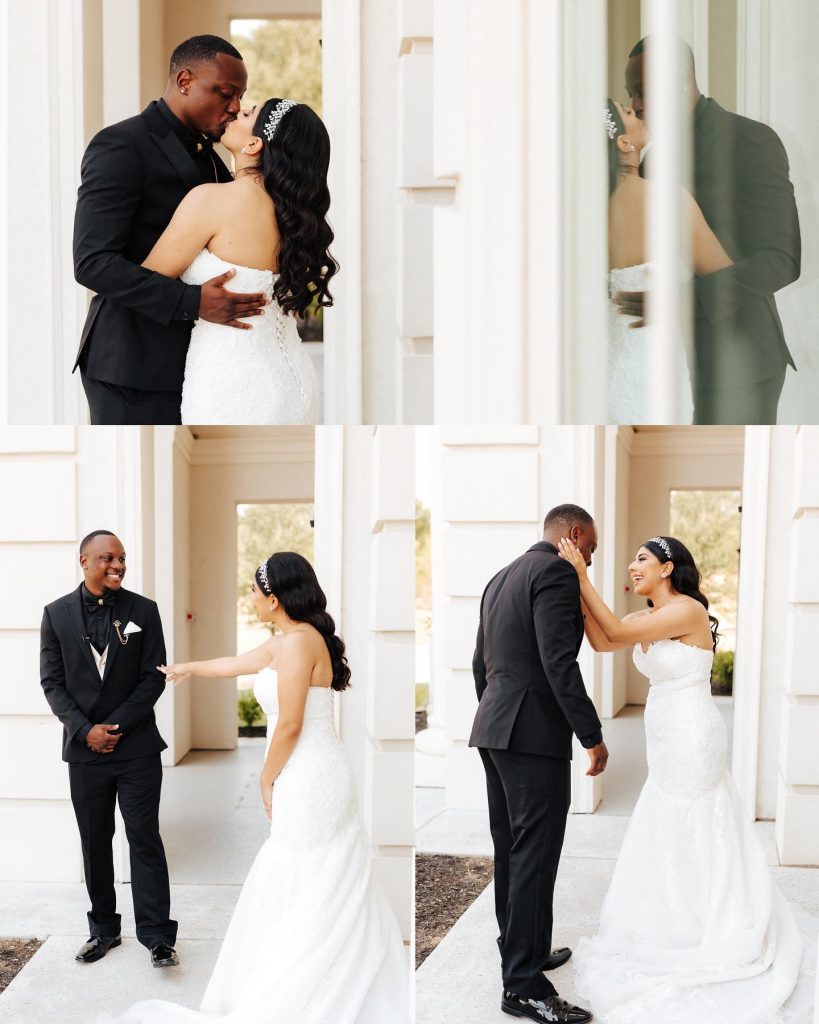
123,621,142,635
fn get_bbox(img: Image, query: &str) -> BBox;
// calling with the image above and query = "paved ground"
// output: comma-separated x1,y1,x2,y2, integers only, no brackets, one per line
415,703,818,1024
0,739,269,1024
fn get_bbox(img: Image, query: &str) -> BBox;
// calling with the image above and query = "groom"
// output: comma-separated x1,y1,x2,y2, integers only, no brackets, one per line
40,530,179,967
470,504,607,1024
617,37,800,424
73,34,269,425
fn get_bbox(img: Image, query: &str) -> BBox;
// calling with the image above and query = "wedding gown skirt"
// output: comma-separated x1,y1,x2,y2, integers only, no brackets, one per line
573,640,816,1024
179,249,320,425
608,263,694,424
96,671,409,1024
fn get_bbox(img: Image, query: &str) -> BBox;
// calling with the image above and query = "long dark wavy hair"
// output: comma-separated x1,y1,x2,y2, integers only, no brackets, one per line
255,551,351,691
605,98,627,197
252,99,339,318
643,536,720,651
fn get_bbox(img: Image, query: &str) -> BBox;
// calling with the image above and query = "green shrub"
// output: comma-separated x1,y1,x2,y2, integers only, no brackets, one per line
711,649,734,695
415,683,430,712
237,690,265,728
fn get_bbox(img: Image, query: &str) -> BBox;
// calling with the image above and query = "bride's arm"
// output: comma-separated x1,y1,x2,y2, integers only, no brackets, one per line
580,599,642,652
141,184,220,278
159,636,279,683
259,634,313,818
559,539,701,646
685,190,733,276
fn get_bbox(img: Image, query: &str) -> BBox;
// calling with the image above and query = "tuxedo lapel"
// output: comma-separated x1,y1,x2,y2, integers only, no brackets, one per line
103,590,135,684
142,102,205,194
63,586,99,678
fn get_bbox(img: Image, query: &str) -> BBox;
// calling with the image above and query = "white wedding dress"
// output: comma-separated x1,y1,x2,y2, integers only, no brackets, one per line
179,249,320,425
96,669,409,1024
574,639,816,1024
608,263,694,424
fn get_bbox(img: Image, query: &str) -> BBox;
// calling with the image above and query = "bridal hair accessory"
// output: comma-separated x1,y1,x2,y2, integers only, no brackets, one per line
262,99,299,142
257,559,271,595
604,106,619,140
648,536,673,561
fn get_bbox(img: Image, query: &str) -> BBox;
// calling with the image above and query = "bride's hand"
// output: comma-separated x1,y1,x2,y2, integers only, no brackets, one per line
158,664,191,686
260,771,274,820
557,537,588,581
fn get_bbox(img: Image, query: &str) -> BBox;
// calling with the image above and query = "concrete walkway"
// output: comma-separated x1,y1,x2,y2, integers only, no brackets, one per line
0,739,269,1024
415,703,819,1024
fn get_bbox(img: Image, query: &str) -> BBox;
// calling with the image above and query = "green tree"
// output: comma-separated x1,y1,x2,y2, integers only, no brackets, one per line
231,19,323,115
237,503,315,621
669,489,741,647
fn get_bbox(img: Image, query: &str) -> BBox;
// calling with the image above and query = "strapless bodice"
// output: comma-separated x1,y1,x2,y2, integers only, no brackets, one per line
632,637,714,691
609,261,650,297
253,666,334,723
181,247,278,295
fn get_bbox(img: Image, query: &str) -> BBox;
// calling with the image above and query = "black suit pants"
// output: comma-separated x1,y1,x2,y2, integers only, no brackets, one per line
693,366,786,425
81,367,182,425
479,747,571,1000
68,754,177,947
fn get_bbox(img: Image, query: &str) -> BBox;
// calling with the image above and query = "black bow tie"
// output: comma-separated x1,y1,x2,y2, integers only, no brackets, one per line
82,587,115,611
183,133,214,158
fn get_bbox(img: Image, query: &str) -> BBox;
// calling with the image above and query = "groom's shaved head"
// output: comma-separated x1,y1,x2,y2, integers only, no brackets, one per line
543,504,594,533
169,35,243,76
543,505,597,567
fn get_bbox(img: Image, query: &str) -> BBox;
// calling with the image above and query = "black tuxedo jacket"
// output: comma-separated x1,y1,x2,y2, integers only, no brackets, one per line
40,585,168,764
469,542,603,760
691,98,800,386
73,101,233,393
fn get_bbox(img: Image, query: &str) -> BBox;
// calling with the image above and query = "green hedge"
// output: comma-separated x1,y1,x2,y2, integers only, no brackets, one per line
711,649,734,696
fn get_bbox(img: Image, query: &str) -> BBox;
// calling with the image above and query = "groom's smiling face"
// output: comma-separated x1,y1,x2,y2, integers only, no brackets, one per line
81,534,126,596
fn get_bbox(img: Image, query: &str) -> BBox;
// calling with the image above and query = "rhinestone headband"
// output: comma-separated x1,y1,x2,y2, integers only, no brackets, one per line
647,536,673,561
257,560,271,595
262,99,298,142
604,106,619,141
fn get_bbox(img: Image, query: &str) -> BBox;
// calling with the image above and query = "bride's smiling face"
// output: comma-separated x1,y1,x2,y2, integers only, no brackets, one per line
221,104,261,154
628,546,671,595
613,100,648,153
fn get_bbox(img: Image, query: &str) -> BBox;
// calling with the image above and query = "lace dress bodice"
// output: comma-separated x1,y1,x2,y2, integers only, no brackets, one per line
608,262,694,424
179,249,319,425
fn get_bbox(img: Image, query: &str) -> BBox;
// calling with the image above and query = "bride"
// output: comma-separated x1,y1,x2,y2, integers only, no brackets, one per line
557,534,815,1024
97,552,408,1023
142,99,337,425
605,99,733,424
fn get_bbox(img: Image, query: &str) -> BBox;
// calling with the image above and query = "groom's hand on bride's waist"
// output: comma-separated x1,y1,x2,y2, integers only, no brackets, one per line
199,269,270,331
614,289,646,328
585,741,609,777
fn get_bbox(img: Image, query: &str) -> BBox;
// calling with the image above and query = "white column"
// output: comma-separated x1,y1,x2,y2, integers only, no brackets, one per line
562,0,609,423
432,1,561,423
323,0,401,423
644,0,691,422
396,0,441,424
102,0,142,126
314,426,414,939
5,0,89,424
776,426,819,866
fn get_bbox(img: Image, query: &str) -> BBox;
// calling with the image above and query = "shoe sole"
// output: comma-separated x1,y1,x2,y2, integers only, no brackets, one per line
152,959,180,968
75,937,121,964
501,1002,592,1023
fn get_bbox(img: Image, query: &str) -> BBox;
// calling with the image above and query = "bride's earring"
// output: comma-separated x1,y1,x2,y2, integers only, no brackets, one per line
241,147,248,154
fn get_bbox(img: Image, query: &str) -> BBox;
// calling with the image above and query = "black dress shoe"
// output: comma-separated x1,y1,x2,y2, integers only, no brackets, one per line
541,947,572,971
75,935,121,964
150,942,180,967
502,990,593,1023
